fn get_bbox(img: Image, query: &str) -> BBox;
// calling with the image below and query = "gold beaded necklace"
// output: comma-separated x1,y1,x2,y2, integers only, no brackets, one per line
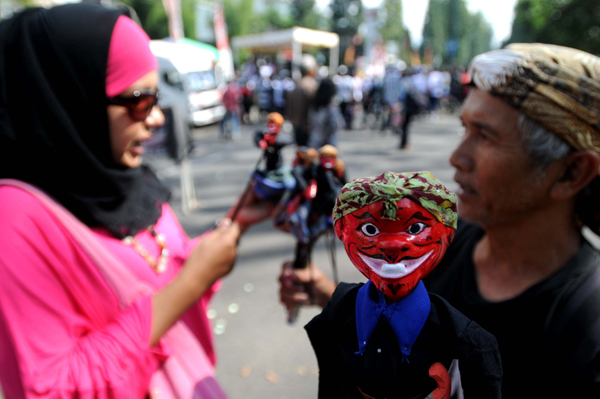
122,226,169,273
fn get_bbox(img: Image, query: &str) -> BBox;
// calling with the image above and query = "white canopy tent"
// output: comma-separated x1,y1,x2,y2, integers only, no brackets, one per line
231,27,340,80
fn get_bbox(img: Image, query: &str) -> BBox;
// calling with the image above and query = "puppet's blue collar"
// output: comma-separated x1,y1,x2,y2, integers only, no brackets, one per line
355,280,430,361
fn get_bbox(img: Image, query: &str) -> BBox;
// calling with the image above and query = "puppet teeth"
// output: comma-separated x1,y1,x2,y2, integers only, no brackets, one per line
359,250,434,279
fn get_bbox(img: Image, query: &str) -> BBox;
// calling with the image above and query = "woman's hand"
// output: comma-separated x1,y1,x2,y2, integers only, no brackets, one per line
151,219,240,345
226,190,275,235
181,218,240,291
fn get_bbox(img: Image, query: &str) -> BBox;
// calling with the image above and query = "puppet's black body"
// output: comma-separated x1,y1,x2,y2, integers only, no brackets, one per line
305,283,503,399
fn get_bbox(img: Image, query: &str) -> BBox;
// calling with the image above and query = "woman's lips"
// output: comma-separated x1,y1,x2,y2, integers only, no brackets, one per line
129,142,145,157
358,250,434,279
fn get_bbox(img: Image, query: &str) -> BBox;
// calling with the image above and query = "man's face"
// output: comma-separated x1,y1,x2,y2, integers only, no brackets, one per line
451,89,556,227
335,199,454,302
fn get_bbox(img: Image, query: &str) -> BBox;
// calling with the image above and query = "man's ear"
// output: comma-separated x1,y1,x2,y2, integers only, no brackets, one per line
551,150,600,200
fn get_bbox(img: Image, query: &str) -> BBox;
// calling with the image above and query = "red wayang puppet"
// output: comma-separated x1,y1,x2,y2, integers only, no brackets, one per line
305,171,502,399
250,112,296,203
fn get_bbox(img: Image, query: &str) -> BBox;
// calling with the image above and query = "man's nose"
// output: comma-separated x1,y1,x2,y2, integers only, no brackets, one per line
449,134,474,173
379,238,411,263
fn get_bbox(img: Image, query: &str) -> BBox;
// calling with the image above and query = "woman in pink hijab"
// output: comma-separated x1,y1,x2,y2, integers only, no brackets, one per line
0,4,263,398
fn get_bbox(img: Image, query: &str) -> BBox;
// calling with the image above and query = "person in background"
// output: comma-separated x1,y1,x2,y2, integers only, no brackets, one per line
398,69,429,150
309,78,340,149
380,62,403,133
279,43,600,397
0,4,268,398
220,78,242,139
239,77,255,124
334,65,355,130
286,54,319,146
272,70,294,117
427,69,446,117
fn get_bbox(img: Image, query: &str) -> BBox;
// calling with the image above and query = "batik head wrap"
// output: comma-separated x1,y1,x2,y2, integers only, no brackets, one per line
469,44,600,233
469,43,600,155
333,171,457,229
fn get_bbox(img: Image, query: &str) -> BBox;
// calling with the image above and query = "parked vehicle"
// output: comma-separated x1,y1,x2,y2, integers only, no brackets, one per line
150,39,226,127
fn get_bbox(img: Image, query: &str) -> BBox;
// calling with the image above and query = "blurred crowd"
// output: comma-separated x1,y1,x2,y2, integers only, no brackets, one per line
219,54,473,150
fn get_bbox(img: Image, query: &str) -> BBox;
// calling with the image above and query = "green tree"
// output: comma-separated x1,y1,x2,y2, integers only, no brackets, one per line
120,0,196,40
222,0,261,38
506,0,600,56
459,11,493,65
261,3,294,31
421,0,493,66
380,0,409,60
291,0,320,28
421,0,448,63
330,0,363,65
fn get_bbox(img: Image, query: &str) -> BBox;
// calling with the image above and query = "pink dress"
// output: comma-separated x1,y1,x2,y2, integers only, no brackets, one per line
0,183,223,399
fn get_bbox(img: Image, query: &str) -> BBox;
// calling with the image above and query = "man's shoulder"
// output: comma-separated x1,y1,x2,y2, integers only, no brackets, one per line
426,293,498,346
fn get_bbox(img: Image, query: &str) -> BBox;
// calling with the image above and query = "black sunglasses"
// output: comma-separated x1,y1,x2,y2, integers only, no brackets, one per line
107,89,160,122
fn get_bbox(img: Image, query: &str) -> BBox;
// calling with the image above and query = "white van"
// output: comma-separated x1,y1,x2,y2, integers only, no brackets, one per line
150,39,226,127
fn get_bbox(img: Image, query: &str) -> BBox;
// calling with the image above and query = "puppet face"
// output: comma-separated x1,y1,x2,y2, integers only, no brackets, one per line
320,154,336,169
267,121,281,135
335,198,453,302
295,147,314,167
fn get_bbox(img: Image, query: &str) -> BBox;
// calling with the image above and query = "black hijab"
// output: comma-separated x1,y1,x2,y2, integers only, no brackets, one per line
0,3,170,238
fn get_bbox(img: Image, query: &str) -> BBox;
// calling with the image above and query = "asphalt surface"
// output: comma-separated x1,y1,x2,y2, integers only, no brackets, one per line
143,111,464,399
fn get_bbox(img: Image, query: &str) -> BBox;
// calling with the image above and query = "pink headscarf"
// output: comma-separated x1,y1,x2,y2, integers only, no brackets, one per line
106,15,158,98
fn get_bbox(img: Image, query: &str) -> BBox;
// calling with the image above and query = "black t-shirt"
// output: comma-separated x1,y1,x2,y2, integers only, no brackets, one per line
305,283,502,399
424,220,600,397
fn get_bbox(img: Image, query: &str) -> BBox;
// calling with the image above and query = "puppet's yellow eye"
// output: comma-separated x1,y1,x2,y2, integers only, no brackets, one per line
360,223,380,237
407,222,426,235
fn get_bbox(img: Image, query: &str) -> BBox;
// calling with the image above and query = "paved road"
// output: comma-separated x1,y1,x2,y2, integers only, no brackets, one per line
144,112,463,399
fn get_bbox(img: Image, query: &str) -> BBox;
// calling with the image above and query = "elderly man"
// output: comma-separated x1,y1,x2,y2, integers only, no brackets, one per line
280,43,600,398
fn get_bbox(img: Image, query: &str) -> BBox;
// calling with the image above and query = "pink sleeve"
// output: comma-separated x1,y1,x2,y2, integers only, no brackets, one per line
160,204,221,365
0,187,165,399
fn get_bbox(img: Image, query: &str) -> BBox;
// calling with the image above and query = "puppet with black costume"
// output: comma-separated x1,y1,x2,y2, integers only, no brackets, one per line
307,145,347,238
273,146,318,241
305,171,502,399
251,112,295,202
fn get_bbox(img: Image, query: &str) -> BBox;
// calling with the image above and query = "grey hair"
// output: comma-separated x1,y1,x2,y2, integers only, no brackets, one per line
518,115,573,170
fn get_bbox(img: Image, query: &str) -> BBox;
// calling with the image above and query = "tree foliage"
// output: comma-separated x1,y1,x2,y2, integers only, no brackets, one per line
505,0,600,56
120,0,196,40
421,0,493,66
221,0,323,38
222,0,262,38
291,0,321,29
380,0,409,59
330,0,363,64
